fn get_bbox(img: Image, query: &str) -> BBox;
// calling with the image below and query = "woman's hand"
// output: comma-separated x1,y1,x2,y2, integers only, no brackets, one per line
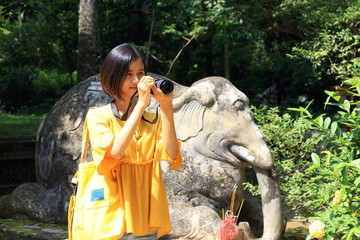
137,76,173,110
136,76,155,109
151,82,174,111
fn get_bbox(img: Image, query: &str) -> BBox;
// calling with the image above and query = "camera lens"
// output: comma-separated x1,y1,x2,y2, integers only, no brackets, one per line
155,79,174,94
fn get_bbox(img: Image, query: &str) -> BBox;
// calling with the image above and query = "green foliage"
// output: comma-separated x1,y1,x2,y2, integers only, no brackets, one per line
0,108,45,137
1,0,358,112
0,0,41,23
300,79,360,240
0,65,36,111
0,1,77,112
231,0,360,107
254,77,360,239
33,70,76,98
289,0,360,82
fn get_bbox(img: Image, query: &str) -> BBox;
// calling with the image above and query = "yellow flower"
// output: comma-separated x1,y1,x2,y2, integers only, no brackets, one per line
332,189,342,205
309,220,325,239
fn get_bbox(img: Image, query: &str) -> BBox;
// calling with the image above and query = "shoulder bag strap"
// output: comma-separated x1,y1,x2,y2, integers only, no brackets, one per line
71,117,89,186
79,118,89,164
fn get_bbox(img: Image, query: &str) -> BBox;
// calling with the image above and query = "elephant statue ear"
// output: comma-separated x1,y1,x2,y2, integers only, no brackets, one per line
173,82,216,141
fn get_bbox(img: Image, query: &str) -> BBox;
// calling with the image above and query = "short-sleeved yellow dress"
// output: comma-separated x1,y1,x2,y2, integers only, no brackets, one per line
86,104,182,239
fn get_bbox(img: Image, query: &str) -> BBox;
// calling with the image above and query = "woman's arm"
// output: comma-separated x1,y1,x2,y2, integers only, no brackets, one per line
159,101,178,159
109,77,155,159
109,103,146,159
152,87,178,159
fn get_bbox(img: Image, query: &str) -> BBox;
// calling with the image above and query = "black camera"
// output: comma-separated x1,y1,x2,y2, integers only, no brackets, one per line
154,78,174,94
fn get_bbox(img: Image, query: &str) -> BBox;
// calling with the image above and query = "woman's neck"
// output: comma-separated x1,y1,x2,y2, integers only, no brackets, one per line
114,98,135,117
114,99,127,114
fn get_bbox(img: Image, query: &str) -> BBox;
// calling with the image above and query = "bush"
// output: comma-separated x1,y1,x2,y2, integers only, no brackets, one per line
253,77,360,239
297,78,360,240
0,66,36,112
32,69,75,98
0,67,76,113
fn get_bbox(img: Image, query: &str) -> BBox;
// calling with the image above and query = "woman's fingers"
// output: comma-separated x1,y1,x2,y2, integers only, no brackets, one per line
138,76,155,93
136,76,156,107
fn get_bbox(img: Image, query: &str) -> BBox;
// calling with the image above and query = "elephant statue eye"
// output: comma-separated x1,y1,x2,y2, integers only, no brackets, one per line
233,99,245,110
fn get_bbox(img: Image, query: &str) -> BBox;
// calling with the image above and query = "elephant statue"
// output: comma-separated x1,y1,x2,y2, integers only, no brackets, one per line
152,77,284,239
0,75,284,240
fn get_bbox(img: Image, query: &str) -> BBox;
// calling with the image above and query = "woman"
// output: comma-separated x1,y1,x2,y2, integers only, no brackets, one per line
86,43,182,239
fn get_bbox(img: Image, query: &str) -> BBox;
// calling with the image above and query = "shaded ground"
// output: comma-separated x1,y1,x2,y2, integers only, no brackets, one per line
283,219,309,240
0,218,308,240
0,218,67,240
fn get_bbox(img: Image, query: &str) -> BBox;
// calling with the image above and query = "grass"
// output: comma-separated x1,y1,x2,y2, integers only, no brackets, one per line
0,110,46,137
0,218,68,236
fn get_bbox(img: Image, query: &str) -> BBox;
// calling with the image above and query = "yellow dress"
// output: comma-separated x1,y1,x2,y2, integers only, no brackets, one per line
86,104,182,239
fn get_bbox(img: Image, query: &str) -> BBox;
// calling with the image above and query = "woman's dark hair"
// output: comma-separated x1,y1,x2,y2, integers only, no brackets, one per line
100,43,146,100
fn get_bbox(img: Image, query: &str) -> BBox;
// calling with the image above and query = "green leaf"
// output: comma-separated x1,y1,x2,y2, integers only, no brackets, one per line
311,152,321,166
341,167,348,182
324,95,331,108
353,227,360,236
324,117,331,129
353,159,360,166
331,121,338,135
346,229,354,240
336,127,343,138
325,90,335,98
325,90,341,102
322,139,331,148
287,107,302,112
318,116,324,127
340,99,351,112
351,161,360,171
354,177,360,186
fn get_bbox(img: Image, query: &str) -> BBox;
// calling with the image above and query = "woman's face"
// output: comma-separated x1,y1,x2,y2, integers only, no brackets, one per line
120,58,145,101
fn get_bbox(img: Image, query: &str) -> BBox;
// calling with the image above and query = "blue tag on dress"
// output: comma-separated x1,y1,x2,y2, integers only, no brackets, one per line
91,188,105,202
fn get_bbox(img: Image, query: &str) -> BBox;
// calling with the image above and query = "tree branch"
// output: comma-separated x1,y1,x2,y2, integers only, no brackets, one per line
166,32,199,77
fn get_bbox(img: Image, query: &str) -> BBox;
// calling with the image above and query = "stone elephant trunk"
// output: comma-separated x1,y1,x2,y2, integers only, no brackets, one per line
229,123,283,239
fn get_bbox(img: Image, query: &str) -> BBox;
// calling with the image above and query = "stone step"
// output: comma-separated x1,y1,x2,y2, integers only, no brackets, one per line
0,136,36,146
0,136,36,161
0,137,37,197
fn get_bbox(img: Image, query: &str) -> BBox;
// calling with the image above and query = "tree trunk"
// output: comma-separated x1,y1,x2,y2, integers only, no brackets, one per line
77,0,97,82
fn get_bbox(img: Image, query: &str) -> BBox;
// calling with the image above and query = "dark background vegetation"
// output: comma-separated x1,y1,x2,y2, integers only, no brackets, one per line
1,0,358,116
